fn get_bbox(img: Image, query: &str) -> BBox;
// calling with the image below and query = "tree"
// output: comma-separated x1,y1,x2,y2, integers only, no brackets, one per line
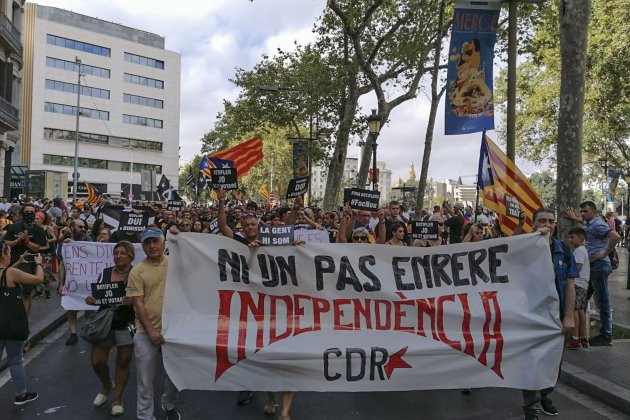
555,0,590,238
528,170,556,207
328,0,443,190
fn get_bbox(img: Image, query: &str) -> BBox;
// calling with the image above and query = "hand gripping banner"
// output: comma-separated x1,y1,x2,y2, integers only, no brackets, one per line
162,233,563,392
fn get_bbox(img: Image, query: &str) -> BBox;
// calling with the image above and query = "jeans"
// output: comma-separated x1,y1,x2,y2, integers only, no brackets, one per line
0,340,27,395
134,332,179,420
588,259,612,337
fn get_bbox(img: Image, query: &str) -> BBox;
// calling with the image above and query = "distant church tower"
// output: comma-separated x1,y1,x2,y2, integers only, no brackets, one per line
407,162,416,183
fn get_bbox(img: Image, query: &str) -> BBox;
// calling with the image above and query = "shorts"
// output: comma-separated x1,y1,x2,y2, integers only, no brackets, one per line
575,286,588,311
92,328,134,348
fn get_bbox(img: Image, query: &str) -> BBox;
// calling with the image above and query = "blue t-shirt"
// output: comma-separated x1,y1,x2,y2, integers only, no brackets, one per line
550,239,579,318
585,217,611,262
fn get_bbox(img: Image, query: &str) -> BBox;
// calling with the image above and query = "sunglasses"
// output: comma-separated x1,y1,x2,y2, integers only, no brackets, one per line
437,223,444,226
352,236,369,242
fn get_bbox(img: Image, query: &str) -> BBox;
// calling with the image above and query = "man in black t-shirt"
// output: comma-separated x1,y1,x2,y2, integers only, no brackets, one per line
3,204,47,313
443,202,465,244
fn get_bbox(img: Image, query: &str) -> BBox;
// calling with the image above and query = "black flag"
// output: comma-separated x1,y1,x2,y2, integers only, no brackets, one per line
156,175,181,201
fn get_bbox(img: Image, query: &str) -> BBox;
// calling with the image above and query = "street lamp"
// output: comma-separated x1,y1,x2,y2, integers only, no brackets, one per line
72,57,82,203
367,109,382,191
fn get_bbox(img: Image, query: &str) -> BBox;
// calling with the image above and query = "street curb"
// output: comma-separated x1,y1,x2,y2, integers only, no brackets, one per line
0,311,67,374
560,361,630,415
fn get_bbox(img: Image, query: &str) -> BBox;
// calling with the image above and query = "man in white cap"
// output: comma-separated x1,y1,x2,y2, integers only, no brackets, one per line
126,226,179,420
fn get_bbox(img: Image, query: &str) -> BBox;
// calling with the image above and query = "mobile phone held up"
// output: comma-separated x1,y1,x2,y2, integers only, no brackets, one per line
23,253,38,262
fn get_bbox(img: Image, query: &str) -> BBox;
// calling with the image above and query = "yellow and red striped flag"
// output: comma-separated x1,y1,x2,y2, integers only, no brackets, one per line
84,181,103,204
476,134,543,235
258,185,270,202
210,137,263,176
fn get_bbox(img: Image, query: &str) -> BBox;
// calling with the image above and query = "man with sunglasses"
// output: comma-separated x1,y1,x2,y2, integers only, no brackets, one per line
337,204,386,244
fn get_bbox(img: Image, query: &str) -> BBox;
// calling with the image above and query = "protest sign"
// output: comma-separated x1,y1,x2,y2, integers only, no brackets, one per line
100,205,155,232
207,218,219,234
258,225,294,246
61,242,144,310
168,200,184,212
343,188,380,212
411,221,439,240
294,228,330,244
91,282,125,305
118,212,147,232
211,168,238,190
504,194,521,219
163,233,563,392
286,176,309,199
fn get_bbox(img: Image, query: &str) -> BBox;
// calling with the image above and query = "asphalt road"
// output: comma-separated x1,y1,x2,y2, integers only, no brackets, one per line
0,326,625,420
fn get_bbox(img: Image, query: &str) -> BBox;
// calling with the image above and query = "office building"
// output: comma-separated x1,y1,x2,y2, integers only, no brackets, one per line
20,3,180,200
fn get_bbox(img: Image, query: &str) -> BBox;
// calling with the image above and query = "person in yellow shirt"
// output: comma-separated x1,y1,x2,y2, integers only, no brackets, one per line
126,226,179,420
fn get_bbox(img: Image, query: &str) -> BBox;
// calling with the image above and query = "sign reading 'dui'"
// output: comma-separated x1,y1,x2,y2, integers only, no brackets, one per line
286,176,309,199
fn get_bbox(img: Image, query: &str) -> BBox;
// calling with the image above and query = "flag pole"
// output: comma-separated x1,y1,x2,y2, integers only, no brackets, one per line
474,130,487,224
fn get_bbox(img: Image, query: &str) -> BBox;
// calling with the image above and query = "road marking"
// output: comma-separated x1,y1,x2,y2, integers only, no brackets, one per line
0,326,67,389
556,382,627,419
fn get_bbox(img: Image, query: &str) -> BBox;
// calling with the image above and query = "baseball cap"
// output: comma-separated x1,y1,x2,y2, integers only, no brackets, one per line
453,202,464,210
141,226,163,242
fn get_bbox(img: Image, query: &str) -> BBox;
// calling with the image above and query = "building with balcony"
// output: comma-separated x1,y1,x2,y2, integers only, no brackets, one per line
20,4,180,201
0,0,24,197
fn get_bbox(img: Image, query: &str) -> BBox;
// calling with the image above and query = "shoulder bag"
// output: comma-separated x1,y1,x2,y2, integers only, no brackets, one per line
80,306,115,342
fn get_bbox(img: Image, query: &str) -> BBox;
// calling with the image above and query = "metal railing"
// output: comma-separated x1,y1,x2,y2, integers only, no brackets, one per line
0,13,22,56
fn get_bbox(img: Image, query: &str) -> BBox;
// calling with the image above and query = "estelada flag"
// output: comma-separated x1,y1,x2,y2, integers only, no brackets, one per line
210,137,263,176
476,133,543,235
84,181,103,204
258,185,270,202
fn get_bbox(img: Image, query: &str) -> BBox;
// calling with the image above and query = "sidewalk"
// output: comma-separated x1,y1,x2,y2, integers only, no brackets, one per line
560,246,630,415
2,248,630,415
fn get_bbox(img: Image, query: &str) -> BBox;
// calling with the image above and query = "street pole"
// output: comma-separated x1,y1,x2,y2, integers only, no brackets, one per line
72,57,81,203
506,0,517,162
129,146,134,200
371,134,378,191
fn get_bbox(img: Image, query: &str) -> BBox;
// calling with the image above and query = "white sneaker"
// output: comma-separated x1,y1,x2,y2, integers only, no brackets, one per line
92,382,114,407
111,404,124,416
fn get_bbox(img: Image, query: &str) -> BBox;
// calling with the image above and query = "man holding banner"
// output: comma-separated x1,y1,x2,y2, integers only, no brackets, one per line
126,227,180,420
522,208,577,420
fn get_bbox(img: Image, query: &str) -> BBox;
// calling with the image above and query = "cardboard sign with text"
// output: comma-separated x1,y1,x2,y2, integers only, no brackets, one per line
504,194,521,219
259,225,295,246
286,176,309,199
211,168,238,190
411,221,439,240
344,188,380,212
91,282,125,305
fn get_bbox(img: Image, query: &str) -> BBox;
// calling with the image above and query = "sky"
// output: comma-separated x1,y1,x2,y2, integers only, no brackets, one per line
34,0,541,185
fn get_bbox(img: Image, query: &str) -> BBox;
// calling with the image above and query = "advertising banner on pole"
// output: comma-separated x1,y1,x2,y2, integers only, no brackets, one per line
162,232,564,392
445,1,501,135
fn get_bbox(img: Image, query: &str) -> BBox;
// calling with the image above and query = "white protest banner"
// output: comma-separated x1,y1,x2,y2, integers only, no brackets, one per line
162,233,563,392
60,241,145,310
294,228,330,244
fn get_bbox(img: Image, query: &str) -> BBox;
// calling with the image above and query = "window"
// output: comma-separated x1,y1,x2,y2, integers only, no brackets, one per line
119,137,163,151
47,35,111,57
123,93,163,109
46,57,110,78
44,128,109,145
124,52,164,69
45,79,110,99
43,154,162,174
45,102,109,120
123,73,164,89
123,114,163,129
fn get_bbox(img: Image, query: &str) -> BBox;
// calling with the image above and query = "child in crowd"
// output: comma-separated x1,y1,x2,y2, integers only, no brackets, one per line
566,227,591,349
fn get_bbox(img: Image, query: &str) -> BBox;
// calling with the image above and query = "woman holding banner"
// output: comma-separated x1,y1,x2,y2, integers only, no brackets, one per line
84,241,136,416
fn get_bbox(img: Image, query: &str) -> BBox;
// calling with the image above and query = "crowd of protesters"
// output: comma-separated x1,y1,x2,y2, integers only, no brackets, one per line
0,192,623,420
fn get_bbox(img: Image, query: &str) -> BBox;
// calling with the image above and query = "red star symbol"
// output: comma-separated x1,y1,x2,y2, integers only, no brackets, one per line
384,346,412,379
